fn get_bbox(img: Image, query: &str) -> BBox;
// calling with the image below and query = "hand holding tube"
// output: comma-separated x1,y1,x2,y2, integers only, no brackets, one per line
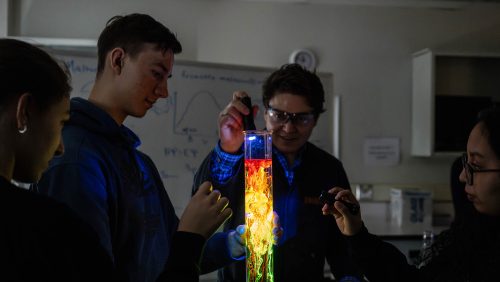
218,91,258,153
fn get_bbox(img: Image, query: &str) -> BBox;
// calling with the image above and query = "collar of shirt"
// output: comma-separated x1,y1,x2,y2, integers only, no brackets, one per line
273,144,307,186
120,125,142,148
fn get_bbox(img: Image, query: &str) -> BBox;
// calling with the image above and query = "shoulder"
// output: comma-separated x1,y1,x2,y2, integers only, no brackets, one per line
49,126,120,176
0,187,113,280
136,150,154,165
298,142,350,190
62,124,112,155
2,187,87,229
303,142,343,167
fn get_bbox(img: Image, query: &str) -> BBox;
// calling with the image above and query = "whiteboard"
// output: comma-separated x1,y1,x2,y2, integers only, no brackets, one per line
46,49,334,215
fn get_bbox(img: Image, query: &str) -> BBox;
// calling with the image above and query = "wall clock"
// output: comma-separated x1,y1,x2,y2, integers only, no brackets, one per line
289,49,317,71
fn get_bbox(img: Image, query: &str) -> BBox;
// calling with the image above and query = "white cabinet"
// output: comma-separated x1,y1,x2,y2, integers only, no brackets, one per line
411,49,500,157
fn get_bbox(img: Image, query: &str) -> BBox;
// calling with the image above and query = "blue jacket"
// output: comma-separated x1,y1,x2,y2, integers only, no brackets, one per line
36,98,232,282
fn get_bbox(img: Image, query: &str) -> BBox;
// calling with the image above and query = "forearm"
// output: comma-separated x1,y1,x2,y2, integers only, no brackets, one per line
346,225,420,282
199,231,241,274
157,231,206,282
210,142,243,185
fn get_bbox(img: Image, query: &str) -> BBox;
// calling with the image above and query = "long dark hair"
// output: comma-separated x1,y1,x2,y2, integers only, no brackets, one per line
0,39,71,112
417,106,500,281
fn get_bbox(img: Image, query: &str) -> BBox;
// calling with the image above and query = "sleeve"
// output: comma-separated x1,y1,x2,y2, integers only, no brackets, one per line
346,225,421,282
192,142,242,194
192,143,245,273
35,156,114,259
210,142,243,185
156,231,206,282
325,225,363,280
336,160,351,190
199,231,241,274
325,158,362,280
65,211,115,281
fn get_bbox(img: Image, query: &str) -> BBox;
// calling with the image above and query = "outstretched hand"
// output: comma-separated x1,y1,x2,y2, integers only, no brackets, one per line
178,181,232,239
322,187,363,236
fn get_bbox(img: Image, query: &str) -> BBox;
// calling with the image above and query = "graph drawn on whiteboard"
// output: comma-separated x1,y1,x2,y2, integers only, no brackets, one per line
172,90,223,141
48,51,334,215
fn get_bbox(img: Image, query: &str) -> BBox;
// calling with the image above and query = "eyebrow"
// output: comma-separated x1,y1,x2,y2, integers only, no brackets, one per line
268,106,314,115
153,62,169,73
469,151,486,161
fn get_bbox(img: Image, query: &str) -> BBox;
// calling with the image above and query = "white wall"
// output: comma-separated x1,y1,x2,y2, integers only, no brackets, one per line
10,0,500,186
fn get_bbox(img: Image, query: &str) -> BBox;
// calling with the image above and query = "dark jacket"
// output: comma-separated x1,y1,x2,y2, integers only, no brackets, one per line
0,176,113,282
194,142,362,282
348,211,500,282
35,98,232,282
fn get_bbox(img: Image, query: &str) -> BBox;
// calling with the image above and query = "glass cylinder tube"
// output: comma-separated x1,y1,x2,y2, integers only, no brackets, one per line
244,130,273,282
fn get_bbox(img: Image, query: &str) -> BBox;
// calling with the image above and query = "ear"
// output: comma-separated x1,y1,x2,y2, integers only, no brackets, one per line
109,47,126,75
252,105,259,118
15,93,31,132
263,108,269,123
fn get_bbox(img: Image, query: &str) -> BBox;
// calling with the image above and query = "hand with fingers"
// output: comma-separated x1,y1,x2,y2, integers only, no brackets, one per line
178,181,233,239
227,225,246,259
321,187,363,236
227,211,284,259
272,211,283,245
218,91,259,153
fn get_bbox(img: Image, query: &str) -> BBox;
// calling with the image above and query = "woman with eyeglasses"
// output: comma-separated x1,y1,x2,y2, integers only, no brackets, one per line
323,107,500,281
193,64,363,282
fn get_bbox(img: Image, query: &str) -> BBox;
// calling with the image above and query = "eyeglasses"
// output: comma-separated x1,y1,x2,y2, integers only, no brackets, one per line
461,153,500,185
266,106,316,127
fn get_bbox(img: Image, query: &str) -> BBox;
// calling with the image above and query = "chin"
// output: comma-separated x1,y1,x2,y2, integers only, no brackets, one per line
276,139,303,150
130,110,148,118
476,205,500,216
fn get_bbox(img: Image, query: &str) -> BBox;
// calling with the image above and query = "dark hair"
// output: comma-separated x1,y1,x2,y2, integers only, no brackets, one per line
262,63,326,119
0,39,71,112
477,106,500,159
96,13,182,75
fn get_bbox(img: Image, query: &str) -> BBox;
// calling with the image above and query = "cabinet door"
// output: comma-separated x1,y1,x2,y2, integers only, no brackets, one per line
412,49,434,156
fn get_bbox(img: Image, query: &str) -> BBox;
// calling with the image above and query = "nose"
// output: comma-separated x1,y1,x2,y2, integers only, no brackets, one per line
54,140,65,157
281,119,297,133
155,80,169,98
459,166,467,184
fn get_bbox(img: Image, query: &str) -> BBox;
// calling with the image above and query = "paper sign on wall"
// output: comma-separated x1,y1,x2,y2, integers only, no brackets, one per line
364,137,400,166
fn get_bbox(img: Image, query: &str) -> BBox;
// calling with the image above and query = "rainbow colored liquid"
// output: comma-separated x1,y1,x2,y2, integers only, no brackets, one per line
244,157,273,282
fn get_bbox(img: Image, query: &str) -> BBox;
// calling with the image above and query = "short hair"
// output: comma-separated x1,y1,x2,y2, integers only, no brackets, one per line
262,63,325,120
0,39,71,112
477,106,500,159
96,13,182,75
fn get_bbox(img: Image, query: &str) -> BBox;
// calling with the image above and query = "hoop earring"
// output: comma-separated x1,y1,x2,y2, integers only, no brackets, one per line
18,125,27,134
